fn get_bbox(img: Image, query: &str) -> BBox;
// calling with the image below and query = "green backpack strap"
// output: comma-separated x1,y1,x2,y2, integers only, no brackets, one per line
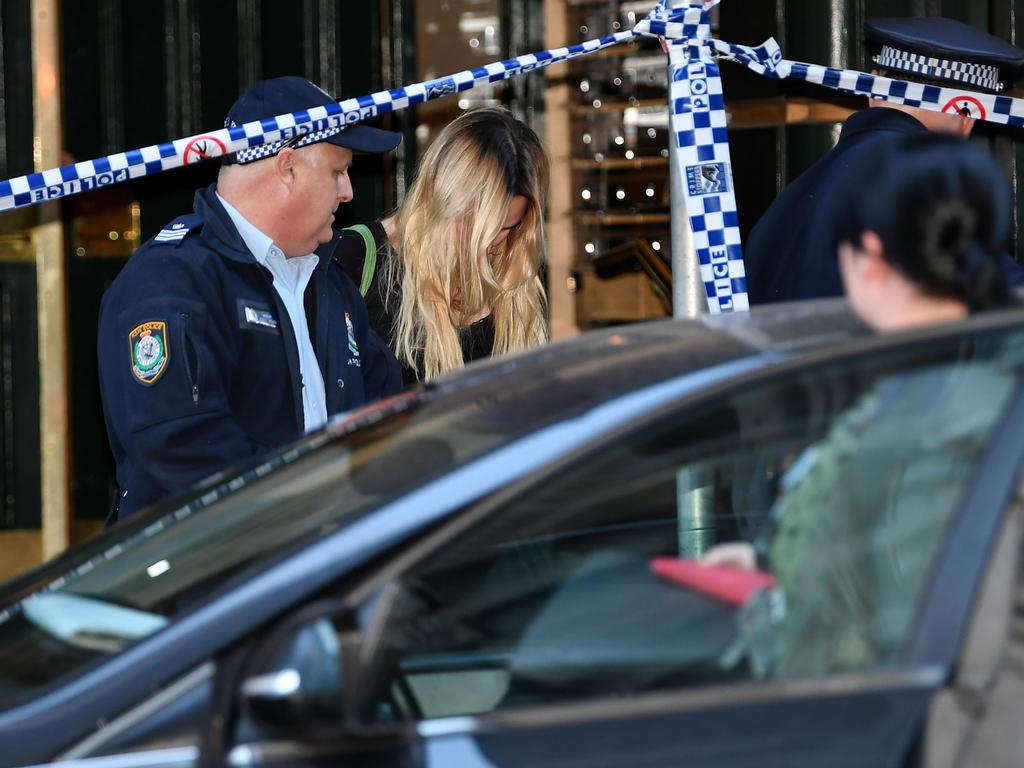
343,224,378,297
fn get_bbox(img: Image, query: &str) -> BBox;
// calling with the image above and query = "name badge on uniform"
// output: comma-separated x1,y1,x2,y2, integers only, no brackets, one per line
237,300,279,333
129,320,169,385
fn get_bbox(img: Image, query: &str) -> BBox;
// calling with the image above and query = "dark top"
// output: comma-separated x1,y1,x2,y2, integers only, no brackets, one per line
98,186,402,521
744,107,1024,304
336,221,496,386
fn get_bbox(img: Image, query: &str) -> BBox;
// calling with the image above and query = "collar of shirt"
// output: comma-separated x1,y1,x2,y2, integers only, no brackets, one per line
215,192,319,288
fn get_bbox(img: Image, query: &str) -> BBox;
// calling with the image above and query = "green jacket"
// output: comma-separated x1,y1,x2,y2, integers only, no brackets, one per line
770,362,1016,678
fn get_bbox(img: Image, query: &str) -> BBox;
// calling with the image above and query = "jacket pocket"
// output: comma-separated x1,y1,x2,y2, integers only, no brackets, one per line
180,312,200,404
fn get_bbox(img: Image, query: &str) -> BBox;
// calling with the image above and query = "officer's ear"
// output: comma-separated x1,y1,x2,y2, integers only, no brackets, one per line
274,147,298,190
858,230,889,282
840,231,888,283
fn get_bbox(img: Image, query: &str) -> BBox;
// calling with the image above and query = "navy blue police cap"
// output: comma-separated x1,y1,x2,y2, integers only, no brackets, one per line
866,17,1024,92
224,76,401,164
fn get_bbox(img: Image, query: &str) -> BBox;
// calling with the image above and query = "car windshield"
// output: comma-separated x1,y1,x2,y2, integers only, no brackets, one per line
0,370,621,703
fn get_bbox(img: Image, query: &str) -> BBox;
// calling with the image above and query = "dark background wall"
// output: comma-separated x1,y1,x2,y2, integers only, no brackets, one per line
0,0,40,528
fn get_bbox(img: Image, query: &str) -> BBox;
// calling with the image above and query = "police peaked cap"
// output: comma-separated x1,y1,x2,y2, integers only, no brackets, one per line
866,17,1024,91
224,77,401,164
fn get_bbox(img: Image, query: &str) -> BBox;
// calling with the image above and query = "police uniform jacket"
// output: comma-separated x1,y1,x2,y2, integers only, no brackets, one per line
745,107,1024,304
98,185,402,521
745,108,931,305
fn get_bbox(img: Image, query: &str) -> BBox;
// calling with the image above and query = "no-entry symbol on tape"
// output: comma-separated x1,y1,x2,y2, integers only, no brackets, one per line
183,136,227,164
942,95,986,120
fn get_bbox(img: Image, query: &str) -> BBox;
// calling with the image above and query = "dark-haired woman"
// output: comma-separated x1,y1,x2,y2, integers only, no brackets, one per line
703,135,1020,678
833,132,1014,330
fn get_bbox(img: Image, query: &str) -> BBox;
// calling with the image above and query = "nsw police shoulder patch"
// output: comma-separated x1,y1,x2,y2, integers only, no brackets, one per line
129,321,169,385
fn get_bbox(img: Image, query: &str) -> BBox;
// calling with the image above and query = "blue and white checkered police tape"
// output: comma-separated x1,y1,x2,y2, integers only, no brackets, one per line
4,0,1024,313
712,34,1024,126
0,29,633,212
635,0,749,313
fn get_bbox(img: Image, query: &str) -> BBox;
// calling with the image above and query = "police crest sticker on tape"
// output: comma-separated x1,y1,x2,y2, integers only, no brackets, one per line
129,321,169,386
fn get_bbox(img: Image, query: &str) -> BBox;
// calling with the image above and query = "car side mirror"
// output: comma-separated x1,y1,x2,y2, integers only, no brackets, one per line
242,669,311,725
240,617,345,729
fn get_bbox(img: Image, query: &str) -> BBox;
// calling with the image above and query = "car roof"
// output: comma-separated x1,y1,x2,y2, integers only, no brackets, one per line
384,299,1024,464
414,298,866,422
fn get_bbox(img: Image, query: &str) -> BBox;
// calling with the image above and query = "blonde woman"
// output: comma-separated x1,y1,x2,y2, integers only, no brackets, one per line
337,107,549,384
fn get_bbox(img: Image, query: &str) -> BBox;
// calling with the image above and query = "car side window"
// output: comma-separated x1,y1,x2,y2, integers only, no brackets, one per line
360,330,1024,723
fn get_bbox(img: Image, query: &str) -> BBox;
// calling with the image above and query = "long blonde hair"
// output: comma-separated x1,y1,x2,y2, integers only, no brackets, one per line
387,107,549,381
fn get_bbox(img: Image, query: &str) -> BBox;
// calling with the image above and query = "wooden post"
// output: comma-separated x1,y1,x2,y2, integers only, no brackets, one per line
32,0,70,561
543,0,579,340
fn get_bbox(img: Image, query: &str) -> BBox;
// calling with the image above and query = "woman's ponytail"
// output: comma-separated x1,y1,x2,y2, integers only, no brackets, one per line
833,133,1016,313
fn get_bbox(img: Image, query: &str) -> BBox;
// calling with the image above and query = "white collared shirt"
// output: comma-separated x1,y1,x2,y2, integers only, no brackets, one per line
217,192,328,433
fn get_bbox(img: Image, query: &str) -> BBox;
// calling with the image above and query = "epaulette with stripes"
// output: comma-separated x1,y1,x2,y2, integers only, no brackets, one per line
152,214,202,247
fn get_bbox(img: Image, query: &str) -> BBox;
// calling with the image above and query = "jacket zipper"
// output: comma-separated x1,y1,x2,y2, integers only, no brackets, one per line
259,264,304,433
180,312,199,404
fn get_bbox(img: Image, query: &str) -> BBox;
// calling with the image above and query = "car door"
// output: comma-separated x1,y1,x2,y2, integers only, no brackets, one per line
225,321,1024,768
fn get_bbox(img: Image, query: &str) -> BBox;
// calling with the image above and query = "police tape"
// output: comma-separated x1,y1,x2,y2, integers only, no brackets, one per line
2,0,1023,314
711,35,1024,127
0,29,634,212
639,0,749,313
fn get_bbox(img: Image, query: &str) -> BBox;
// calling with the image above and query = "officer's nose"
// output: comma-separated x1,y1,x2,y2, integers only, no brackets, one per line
338,175,353,204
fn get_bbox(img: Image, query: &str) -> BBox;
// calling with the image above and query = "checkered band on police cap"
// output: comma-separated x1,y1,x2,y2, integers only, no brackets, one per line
875,45,1004,91
229,124,345,165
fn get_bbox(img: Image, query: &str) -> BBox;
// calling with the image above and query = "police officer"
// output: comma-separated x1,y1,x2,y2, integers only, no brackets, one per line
98,77,403,522
744,17,1024,305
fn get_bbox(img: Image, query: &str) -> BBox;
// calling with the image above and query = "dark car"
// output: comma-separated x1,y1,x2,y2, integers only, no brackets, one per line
1,300,1022,768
